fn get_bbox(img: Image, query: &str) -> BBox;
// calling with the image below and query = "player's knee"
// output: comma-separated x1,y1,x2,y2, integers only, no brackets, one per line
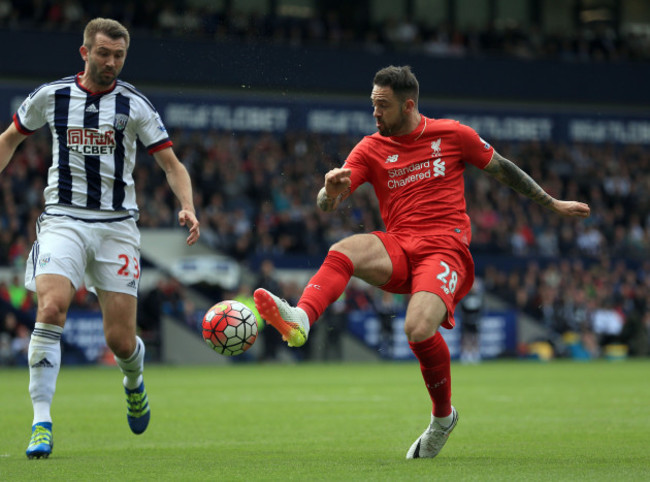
330,237,353,256
37,300,67,326
106,332,135,359
404,308,444,342
330,234,376,259
404,320,433,343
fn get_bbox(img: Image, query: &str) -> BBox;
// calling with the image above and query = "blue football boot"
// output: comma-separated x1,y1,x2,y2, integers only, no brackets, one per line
125,381,150,434
26,422,53,459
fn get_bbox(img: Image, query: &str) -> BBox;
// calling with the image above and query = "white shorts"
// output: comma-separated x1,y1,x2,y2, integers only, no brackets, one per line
25,213,141,297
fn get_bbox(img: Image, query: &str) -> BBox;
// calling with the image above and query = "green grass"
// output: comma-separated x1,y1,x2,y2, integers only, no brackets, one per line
1,359,649,481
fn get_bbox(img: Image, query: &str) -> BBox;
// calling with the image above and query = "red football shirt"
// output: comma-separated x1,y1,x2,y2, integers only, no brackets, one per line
344,115,494,238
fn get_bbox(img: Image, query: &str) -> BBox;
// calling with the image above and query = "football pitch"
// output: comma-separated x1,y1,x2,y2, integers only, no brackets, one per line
1,359,648,481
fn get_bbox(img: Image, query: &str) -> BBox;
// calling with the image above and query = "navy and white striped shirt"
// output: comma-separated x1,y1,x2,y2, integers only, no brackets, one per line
14,73,172,218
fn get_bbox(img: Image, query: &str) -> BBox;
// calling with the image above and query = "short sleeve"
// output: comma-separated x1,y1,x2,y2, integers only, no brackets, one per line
132,98,172,154
14,88,48,134
457,123,494,169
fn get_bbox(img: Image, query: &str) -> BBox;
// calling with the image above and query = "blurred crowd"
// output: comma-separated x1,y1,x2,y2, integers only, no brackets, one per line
0,0,649,361
1,0,649,62
0,121,649,362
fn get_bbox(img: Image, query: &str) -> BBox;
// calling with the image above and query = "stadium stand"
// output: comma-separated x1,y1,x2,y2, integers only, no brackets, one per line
1,0,649,62
1,123,648,360
0,0,649,362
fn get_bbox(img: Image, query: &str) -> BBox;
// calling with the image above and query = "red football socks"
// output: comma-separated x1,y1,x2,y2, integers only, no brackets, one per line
409,332,452,418
297,250,354,325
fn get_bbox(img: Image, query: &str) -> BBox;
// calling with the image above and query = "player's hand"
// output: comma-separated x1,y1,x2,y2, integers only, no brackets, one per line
324,168,352,198
178,209,200,246
551,200,591,218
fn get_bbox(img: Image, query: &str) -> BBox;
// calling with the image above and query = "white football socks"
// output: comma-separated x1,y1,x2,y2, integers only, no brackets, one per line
114,335,145,390
28,322,63,425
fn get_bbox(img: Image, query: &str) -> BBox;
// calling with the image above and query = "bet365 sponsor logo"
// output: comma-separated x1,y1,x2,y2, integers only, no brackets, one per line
67,128,116,155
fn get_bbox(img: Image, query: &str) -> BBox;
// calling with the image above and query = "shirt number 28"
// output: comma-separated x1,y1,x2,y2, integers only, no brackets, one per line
436,261,457,295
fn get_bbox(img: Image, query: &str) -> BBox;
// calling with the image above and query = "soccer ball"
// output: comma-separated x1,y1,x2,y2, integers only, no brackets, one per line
201,300,258,356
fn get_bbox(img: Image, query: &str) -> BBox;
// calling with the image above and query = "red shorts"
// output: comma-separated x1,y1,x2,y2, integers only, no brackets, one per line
372,231,475,329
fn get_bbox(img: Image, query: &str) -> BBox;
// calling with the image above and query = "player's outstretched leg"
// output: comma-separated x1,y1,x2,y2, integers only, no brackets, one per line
26,422,53,459
253,288,310,347
125,381,150,434
406,407,458,459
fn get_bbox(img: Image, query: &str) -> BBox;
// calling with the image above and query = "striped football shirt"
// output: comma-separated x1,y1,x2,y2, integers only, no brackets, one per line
13,73,172,218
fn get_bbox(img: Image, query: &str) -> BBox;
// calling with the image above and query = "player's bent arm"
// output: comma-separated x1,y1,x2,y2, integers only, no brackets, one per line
0,123,28,174
317,187,344,212
483,150,555,209
317,167,352,212
483,151,590,217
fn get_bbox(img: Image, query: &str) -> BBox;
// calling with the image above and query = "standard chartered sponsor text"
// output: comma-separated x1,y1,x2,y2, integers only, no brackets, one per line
387,160,432,189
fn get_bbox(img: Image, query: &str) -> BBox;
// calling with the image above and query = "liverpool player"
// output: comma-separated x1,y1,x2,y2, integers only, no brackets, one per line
253,65,590,459
0,18,200,458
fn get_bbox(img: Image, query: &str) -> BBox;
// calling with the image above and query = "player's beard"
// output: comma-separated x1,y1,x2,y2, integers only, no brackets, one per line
377,112,408,137
88,60,119,88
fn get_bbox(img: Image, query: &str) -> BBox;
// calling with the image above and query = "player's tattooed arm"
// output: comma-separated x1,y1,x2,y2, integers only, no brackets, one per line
483,150,554,209
317,167,352,212
317,187,343,212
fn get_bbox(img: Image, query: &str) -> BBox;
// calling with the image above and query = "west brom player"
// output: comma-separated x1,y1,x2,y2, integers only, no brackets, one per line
0,18,200,458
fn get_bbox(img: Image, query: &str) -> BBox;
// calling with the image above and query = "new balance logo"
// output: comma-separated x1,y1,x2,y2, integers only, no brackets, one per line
31,358,55,368
127,280,137,289
386,154,399,163
433,159,446,177
85,104,99,113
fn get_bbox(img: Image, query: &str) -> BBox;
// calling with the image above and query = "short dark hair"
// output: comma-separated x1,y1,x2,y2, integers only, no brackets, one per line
84,17,130,50
373,65,419,105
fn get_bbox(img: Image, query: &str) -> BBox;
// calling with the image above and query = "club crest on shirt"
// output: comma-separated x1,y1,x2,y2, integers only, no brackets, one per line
114,113,129,131
431,138,442,156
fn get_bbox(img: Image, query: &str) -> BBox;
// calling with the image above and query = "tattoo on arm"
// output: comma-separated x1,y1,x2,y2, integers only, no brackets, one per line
317,187,350,212
484,152,554,208
317,187,337,212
